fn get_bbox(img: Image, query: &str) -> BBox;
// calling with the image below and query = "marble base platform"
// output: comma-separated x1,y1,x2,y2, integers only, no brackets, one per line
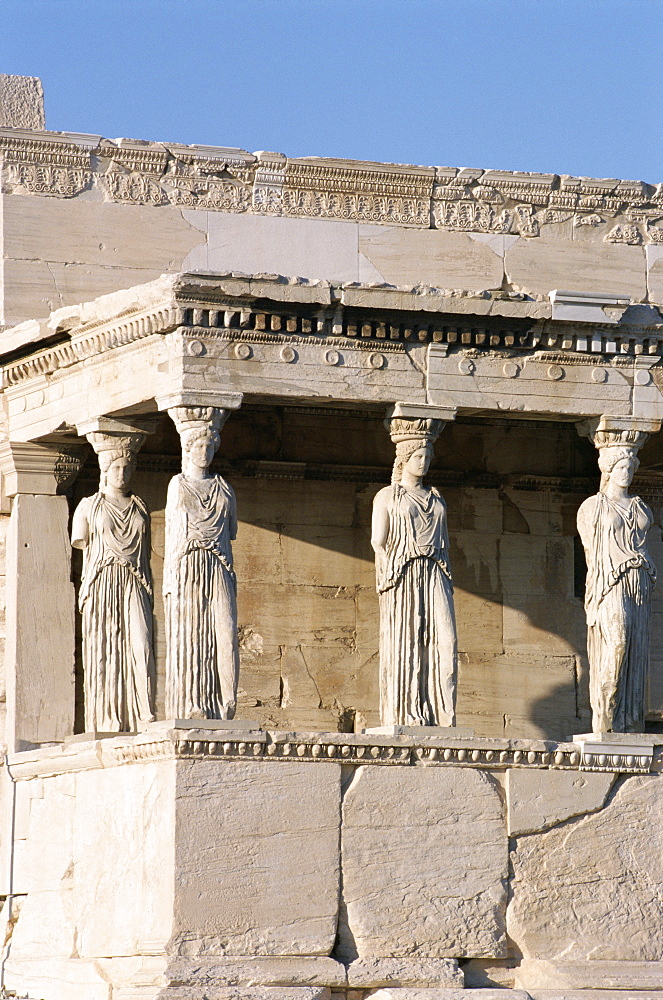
3,729,663,1000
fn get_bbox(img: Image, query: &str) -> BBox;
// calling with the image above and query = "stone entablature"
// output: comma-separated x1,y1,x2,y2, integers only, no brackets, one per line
2,128,662,244
3,273,663,447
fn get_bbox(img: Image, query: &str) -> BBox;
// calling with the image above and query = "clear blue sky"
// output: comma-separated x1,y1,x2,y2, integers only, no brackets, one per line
2,0,662,183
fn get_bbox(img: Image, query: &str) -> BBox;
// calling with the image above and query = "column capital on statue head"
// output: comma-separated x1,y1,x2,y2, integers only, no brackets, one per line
77,416,157,459
577,414,661,452
385,402,456,446
386,402,457,423
76,415,159,438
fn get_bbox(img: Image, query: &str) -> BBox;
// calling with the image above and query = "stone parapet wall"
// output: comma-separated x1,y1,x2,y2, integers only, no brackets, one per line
3,729,663,1000
1,130,662,326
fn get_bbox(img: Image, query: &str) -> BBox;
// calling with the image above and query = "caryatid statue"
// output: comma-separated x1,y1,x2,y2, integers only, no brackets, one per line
577,422,657,733
372,413,457,727
164,406,239,720
71,430,155,733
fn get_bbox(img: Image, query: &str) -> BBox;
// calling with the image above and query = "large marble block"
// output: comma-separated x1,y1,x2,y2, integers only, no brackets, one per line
171,758,341,956
338,765,508,959
508,773,663,962
5,737,342,1000
506,768,615,836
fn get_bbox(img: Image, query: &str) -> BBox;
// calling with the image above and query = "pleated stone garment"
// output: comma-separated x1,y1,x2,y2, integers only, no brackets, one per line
77,492,155,732
164,474,239,720
579,491,656,732
374,483,457,727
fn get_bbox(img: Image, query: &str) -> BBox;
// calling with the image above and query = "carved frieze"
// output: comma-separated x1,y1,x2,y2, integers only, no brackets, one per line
605,223,642,245
253,153,286,214
166,174,252,212
282,159,433,226
0,132,95,198
100,170,168,206
3,161,92,198
1,129,661,238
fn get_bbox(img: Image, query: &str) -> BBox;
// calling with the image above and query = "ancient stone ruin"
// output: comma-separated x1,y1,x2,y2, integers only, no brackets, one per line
0,74,662,1000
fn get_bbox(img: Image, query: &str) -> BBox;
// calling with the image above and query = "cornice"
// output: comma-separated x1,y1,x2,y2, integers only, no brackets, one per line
2,273,663,391
7,728,661,781
1,128,662,241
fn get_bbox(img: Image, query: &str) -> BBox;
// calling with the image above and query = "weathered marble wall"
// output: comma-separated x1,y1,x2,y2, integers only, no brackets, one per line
1,119,661,328
65,405,663,738
2,191,660,329
4,735,663,1000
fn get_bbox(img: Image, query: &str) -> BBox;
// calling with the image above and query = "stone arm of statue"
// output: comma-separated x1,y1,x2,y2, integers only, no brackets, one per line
71,496,93,550
163,477,187,598
371,487,391,577
576,495,597,560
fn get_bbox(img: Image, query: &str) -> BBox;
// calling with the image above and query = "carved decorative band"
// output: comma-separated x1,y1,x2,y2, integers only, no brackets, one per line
11,734,656,779
110,737,645,773
1,305,181,387
582,752,651,772
2,132,661,239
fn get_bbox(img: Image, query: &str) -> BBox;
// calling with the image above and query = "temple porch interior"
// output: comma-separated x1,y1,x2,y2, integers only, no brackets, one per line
63,403,663,740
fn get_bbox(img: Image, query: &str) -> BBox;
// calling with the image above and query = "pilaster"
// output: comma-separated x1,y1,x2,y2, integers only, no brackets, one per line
2,442,85,752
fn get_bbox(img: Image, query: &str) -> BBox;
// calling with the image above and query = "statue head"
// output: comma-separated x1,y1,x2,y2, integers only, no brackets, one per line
169,406,225,473
386,415,442,485
393,438,434,484
87,431,144,495
97,447,136,493
180,424,221,471
597,445,639,493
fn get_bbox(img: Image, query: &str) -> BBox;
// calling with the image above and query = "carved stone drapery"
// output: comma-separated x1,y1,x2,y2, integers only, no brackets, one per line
164,405,239,721
371,404,458,728
577,417,661,733
71,425,155,733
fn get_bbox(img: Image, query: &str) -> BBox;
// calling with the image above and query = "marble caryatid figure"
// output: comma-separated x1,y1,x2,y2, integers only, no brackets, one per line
164,406,239,720
71,431,155,733
577,427,656,733
372,416,457,727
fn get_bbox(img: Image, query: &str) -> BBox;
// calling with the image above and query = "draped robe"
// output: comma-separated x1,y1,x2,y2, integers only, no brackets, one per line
164,474,239,720
578,492,655,732
374,483,457,726
77,492,155,732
